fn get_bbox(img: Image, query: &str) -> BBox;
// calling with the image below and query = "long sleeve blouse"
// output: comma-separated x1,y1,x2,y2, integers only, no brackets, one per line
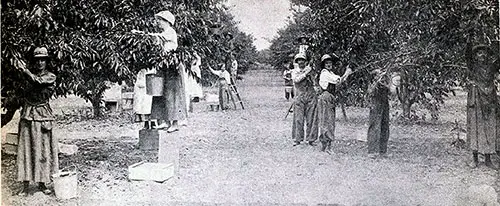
21,70,57,121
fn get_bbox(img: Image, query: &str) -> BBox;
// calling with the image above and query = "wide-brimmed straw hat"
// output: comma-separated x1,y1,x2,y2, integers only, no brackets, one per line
34,47,49,58
296,34,309,42
294,53,307,63
155,10,175,25
321,54,332,63
321,53,340,64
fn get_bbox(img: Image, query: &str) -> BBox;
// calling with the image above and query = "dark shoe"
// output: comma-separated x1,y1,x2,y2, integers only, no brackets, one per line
293,141,301,146
320,141,327,152
38,183,52,195
485,155,498,169
471,152,479,168
18,181,29,196
485,161,498,169
320,140,331,152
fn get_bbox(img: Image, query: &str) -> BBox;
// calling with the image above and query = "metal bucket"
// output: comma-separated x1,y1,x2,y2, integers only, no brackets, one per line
146,73,164,96
52,171,78,199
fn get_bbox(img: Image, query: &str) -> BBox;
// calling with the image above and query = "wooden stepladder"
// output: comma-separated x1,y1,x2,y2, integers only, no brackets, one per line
228,84,245,109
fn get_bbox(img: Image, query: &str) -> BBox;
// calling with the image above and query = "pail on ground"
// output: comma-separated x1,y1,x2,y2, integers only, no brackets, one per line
52,171,78,199
146,73,164,96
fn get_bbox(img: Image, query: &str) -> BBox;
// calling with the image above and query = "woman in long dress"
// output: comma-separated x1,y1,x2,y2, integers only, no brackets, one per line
466,45,498,168
17,47,59,195
132,10,186,133
133,69,154,128
183,52,203,114
190,52,204,101
208,64,232,111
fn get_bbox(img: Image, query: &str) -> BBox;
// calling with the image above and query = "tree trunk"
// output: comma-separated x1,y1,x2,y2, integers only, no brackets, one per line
341,103,347,120
91,97,102,118
402,100,412,119
399,70,412,119
90,87,106,118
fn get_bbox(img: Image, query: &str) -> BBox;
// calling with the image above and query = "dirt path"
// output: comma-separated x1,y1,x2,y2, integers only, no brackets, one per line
2,70,499,206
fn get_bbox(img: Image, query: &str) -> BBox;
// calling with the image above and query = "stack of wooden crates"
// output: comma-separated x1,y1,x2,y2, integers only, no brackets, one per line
128,129,179,183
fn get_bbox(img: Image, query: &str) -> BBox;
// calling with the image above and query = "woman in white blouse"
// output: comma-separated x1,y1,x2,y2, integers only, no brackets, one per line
317,54,352,152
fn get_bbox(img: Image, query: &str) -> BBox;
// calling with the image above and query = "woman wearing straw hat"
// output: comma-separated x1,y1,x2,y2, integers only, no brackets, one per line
132,10,186,133
317,54,352,152
291,53,318,146
17,47,59,196
208,63,232,111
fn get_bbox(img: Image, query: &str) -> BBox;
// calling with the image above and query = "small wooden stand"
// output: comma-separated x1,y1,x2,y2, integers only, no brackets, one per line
158,131,180,172
138,129,160,150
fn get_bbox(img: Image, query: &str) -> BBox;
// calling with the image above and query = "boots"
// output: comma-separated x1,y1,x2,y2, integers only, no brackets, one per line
320,140,328,152
471,151,479,168
320,139,332,153
38,182,51,195
18,181,29,196
485,154,498,169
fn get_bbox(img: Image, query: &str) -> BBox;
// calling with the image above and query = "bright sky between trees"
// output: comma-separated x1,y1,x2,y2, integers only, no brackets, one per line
226,0,293,50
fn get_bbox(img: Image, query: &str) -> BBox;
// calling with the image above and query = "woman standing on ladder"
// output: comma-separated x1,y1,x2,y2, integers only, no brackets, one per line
132,10,186,133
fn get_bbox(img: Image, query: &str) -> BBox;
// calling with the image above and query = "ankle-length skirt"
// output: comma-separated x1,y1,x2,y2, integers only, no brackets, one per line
17,119,59,183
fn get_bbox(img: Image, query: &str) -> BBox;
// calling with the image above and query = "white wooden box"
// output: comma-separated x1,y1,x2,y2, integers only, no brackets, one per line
128,162,174,183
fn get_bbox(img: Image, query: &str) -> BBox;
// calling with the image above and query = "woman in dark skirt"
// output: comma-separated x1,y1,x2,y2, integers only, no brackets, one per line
132,10,186,132
17,47,59,195
366,69,390,158
466,45,498,168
